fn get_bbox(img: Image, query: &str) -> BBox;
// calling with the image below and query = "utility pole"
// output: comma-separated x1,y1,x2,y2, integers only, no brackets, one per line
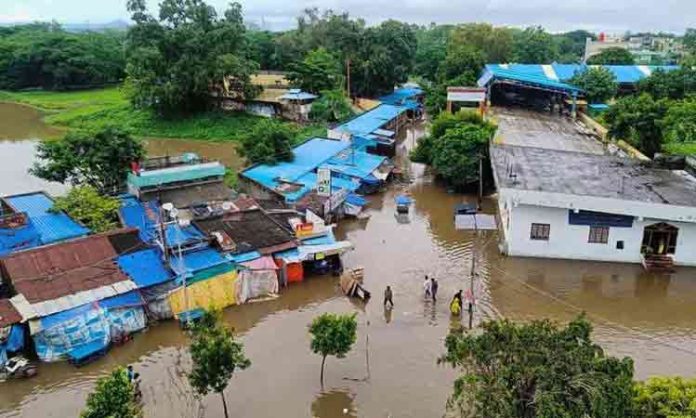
469,221,476,330
346,58,351,100
478,154,483,211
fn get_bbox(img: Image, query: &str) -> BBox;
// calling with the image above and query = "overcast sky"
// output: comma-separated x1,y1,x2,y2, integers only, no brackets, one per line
2,0,694,33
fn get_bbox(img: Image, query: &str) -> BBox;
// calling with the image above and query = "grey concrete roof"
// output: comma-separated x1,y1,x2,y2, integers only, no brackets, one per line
493,108,606,155
491,144,696,207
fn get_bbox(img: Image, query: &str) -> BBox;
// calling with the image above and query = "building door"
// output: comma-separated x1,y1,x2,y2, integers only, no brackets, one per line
641,222,679,255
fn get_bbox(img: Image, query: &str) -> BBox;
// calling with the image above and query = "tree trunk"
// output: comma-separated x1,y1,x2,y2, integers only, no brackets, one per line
320,355,327,388
220,391,229,418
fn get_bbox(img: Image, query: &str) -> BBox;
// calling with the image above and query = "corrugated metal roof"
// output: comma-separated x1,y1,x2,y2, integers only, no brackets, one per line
478,64,679,92
378,87,424,105
127,162,226,189
170,248,230,277
0,298,22,327
322,149,387,180
3,192,89,246
117,248,173,288
335,104,407,136
98,290,144,310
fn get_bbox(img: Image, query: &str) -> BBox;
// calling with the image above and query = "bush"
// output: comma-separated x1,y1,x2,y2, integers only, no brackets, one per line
239,120,295,165
309,90,354,122
633,376,696,418
81,367,140,418
52,186,121,233
569,67,618,103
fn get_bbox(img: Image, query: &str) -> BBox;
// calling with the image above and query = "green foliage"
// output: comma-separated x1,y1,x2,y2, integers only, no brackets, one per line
411,111,495,188
309,90,354,122
31,127,145,194
512,27,558,63
569,67,618,103
661,99,696,144
448,24,514,64
189,310,250,418
52,186,120,233
638,68,696,100
239,120,296,164
81,367,141,418
0,23,125,90
587,47,635,65
554,30,595,63
244,30,279,70
125,0,258,116
682,28,696,56
309,313,358,385
413,24,454,82
287,48,343,93
439,315,634,418
604,94,669,157
633,376,696,418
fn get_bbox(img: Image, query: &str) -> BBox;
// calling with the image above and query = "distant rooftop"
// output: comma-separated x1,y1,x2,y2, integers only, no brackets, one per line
128,155,226,189
491,144,696,207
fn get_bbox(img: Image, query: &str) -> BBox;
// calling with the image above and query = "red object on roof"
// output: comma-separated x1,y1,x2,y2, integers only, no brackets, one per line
0,299,21,328
1,229,140,304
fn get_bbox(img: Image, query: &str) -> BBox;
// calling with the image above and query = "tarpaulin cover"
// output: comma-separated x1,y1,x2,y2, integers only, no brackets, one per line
0,220,41,256
170,248,230,277
286,262,304,283
168,270,237,317
346,194,367,206
139,281,177,320
34,303,109,362
0,325,25,365
236,270,279,304
105,306,146,339
229,251,262,263
240,255,278,271
301,230,336,246
99,291,145,310
396,195,412,206
185,263,235,286
119,196,205,247
335,104,406,136
117,248,173,288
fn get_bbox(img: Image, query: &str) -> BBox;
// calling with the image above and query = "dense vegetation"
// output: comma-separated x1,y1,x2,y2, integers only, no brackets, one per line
0,23,125,90
80,367,141,418
411,111,496,188
587,47,636,65
569,67,618,103
53,186,121,232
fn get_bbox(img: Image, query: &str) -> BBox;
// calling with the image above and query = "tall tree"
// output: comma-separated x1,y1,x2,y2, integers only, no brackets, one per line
189,310,250,418
81,367,141,418
125,0,259,115
448,23,514,63
683,28,696,56
239,120,295,164
512,27,558,63
30,127,145,194
638,67,696,100
439,315,634,418
569,67,618,103
413,24,453,82
309,89,354,122
587,47,635,65
308,313,357,387
604,94,669,157
286,48,342,93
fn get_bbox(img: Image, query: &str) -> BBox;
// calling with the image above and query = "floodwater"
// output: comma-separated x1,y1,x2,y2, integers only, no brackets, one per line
2,102,696,417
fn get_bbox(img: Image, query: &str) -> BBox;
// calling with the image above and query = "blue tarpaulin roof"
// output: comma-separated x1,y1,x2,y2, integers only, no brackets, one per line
346,193,367,206
67,339,107,362
117,248,173,288
478,64,679,93
322,149,387,180
2,192,89,249
228,250,262,263
335,104,407,136
40,302,97,330
170,248,230,277
99,291,145,310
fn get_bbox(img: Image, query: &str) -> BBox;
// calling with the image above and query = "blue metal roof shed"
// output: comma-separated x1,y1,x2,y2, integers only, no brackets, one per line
335,104,407,136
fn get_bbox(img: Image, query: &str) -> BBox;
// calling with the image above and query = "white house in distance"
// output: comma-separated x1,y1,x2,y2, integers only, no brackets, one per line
489,108,696,268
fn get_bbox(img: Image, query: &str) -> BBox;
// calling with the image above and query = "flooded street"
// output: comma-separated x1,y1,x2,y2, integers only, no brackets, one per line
1,102,696,417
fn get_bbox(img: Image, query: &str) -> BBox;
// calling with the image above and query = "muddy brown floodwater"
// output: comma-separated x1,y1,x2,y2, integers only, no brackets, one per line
2,102,696,417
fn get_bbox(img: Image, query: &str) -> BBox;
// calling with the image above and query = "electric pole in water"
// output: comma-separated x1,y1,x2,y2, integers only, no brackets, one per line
469,222,476,330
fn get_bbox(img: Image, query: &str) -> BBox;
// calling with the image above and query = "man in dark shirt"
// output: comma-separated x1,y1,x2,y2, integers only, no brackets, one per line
384,286,394,308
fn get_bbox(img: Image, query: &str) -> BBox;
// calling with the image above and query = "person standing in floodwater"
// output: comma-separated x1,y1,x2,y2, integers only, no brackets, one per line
431,278,438,302
423,275,432,298
384,286,394,308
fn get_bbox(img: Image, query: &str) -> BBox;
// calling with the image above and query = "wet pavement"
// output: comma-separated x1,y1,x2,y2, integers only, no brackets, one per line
1,103,696,417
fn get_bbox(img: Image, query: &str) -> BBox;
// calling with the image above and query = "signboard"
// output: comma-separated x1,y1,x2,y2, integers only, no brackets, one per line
447,87,486,103
323,188,349,215
317,168,331,197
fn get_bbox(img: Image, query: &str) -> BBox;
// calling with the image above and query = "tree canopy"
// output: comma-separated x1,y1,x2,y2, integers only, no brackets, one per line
124,0,259,115
309,89,354,122
31,127,145,194
309,313,357,386
587,47,635,65
512,27,558,63
286,48,342,94
638,67,696,100
239,120,296,165
439,315,634,418
661,99,696,144
569,67,618,103
604,94,669,157
633,376,696,418
0,23,125,90
189,310,250,418
81,367,141,418
52,186,121,233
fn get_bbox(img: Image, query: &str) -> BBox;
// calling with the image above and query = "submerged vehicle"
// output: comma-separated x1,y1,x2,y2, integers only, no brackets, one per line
1,356,37,380
395,195,412,214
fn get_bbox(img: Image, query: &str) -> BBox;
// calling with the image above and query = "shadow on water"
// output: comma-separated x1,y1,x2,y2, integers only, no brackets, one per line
311,390,357,418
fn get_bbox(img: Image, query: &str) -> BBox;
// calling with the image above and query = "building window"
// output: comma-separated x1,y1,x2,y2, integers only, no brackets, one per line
616,240,624,250
530,223,550,241
588,226,609,244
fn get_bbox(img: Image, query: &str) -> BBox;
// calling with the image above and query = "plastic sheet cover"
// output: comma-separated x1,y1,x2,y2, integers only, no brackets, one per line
34,304,110,362
0,325,25,366
236,270,279,304
106,307,146,339
168,270,237,317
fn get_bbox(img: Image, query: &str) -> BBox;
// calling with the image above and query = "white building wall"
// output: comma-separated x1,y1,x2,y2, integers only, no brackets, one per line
504,203,696,266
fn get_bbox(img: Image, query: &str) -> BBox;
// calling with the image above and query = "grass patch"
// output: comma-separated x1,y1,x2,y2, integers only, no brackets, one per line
663,142,696,156
0,87,326,142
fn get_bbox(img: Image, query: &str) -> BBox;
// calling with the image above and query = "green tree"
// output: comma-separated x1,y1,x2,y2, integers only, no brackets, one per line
661,99,696,144
244,30,278,70
81,367,141,418
308,313,357,386
512,27,558,63
286,48,342,94
554,30,596,63
189,310,250,418
439,315,634,418
633,376,696,418
587,47,635,65
604,94,669,157
683,28,696,56
125,0,259,115
413,24,453,82
309,89,354,122
239,120,295,164
52,186,121,233
30,127,145,194
569,67,618,103
448,24,514,64
638,67,696,100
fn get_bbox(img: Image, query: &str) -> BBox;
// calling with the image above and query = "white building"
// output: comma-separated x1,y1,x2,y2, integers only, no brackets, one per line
491,144,696,267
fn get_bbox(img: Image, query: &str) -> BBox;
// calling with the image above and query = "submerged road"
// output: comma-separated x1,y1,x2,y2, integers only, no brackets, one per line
1,115,696,417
